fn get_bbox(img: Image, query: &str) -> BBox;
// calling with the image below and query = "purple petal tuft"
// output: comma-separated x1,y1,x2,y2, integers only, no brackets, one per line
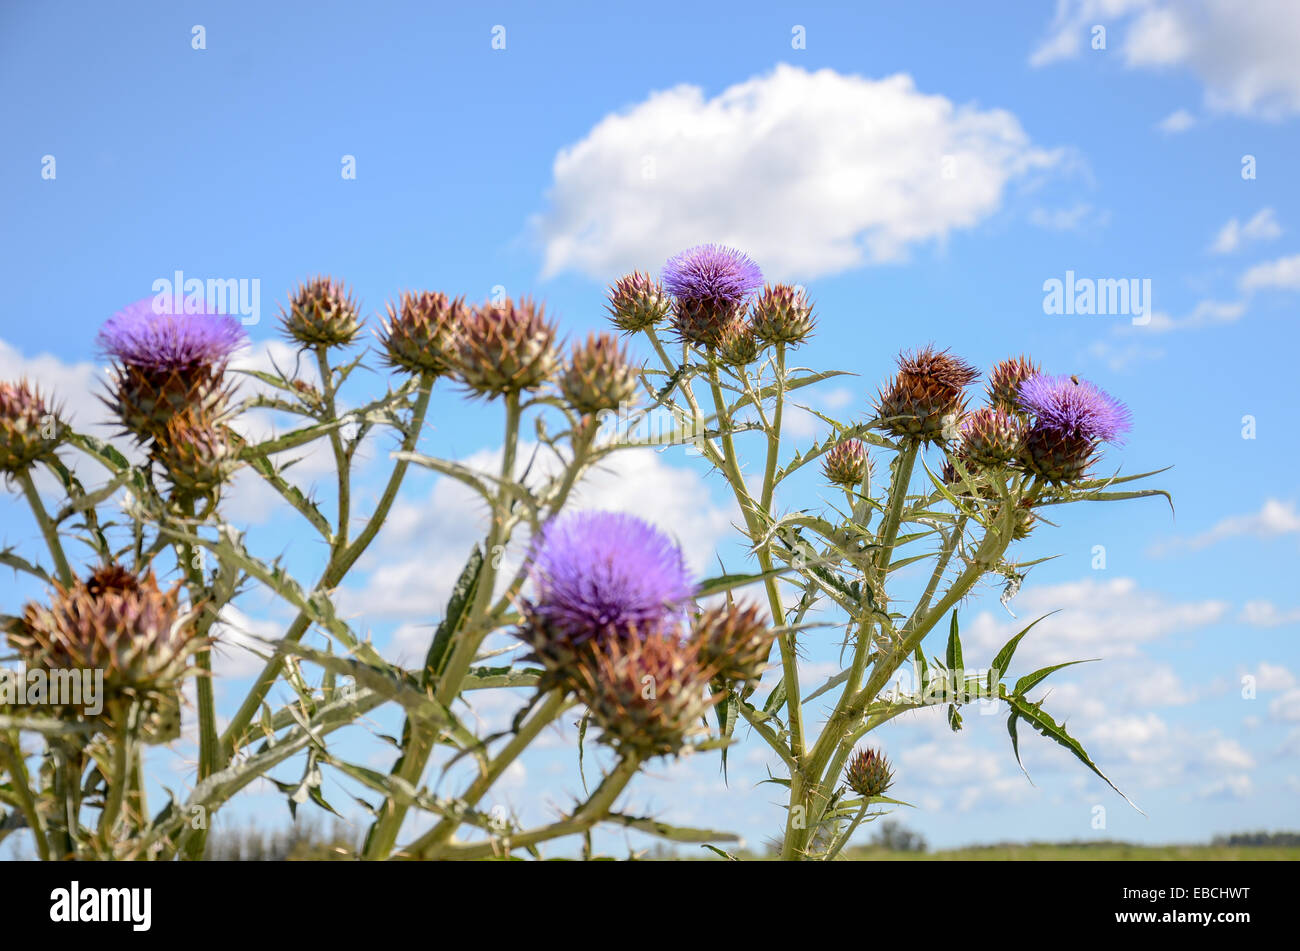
526,510,695,645
98,298,247,373
1017,374,1132,444
662,244,763,307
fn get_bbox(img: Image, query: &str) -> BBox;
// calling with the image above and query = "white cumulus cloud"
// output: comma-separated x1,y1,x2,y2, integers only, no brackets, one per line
534,64,1061,281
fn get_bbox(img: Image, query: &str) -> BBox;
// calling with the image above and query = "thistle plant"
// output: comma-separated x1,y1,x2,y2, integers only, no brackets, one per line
601,243,1168,860
0,250,1166,862
0,281,762,862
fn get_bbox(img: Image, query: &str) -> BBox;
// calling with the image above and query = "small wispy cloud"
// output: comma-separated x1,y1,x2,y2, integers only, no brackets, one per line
1210,208,1281,254
1156,108,1196,134
1151,498,1300,555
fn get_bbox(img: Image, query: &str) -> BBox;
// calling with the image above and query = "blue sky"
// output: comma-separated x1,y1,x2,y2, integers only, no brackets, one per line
2,0,1298,855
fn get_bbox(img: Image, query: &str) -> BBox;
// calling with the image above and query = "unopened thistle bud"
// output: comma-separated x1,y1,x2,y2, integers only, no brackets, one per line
715,320,763,366
875,346,979,443
573,629,720,758
987,355,1040,416
6,565,201,718
153,410,237,500
281,276,362,348
1012,498,1038,540
959,407,1024,469
822,438,870,487
0,380,63,474
453,297,558,398
97,300,246,442
844,747,894,798
662,244,763,349
692,601,774,686
1016,374,1131,484
749,283,815,346
560,333,638,415
379,290,463,377
606,271,671,334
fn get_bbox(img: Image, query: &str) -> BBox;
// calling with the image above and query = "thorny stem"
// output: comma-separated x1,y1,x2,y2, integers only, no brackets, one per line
824,802,869,861
401,689,572,859
430,752,641,860
434,389,521,709
18,468,73,587
315,346,350,553
2,733,49,860
97,702,133,853
703,359,807,860
366,388,522,858
218,378,434,762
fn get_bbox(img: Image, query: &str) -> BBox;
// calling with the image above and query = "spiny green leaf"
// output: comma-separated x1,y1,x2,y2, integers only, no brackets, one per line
1014,658,1097,697
945,610,962,672
423,545,484,684
1004,693,1142,813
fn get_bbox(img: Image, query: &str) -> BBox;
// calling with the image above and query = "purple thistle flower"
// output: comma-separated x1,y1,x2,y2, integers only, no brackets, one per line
98,298,247,373
662,244,763,308
525,510,696,647
1017,374,1132,444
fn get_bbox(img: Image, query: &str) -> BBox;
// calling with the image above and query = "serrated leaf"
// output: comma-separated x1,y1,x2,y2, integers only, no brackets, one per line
422,545,484,685
1013,658,1096,697
1004,693,1141,812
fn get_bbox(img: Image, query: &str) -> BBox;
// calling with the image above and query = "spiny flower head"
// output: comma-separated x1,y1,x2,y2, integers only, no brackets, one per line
98,298,246,374
280,276,362,348
663,244,763,348
6,564,201,716
560,333,638,415
606,271,671,334
986,354,1040,415
822,438,870,487
517,511,696,676
1017,374,1132,445
379,290,465,377
453,297,558,398
573,629,720,757
844,747,894,798
749,283,815,346
691,601,774,686
876,346,979,443
1016,374,1132,484
958,407,1025,469
0,380,63,474
99,299,245,442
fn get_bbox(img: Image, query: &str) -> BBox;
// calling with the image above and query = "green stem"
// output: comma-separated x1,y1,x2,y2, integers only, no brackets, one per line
433,390,521,708
364,388,520,858
97,704,132,853
400,690,571,859
430,752,640,860
18,469,73,587
315,346,350,553
218,380,433,760
824,802,869,861
703,361,807,860
2,733,49,860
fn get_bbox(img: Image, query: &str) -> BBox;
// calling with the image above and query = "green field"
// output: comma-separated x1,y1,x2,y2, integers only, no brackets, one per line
841,843,1300,861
